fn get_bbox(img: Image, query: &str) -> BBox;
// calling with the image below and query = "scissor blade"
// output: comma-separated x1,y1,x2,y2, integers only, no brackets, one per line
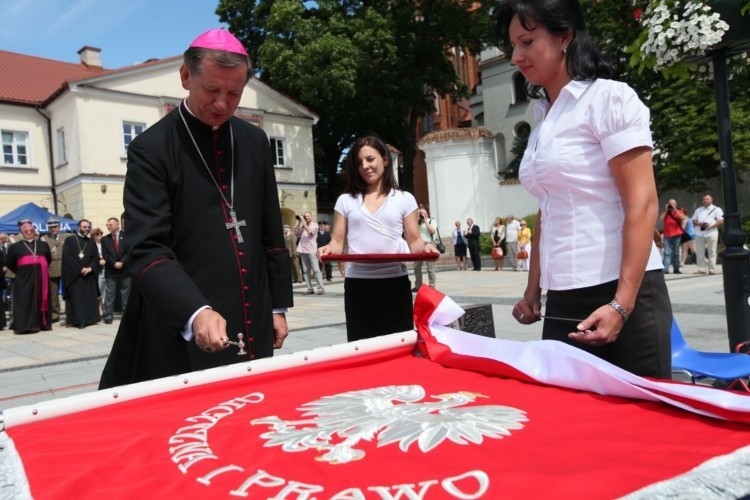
539,315,585,323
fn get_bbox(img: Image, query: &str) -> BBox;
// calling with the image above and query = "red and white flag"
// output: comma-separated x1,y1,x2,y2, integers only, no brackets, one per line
2,288,749,499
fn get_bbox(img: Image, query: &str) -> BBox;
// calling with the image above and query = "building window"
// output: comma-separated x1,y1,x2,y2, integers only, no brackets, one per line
123,121,145,153
2,130,29,166
512,72,529,104
56,127,67,165
514,121,531,139
270,137,286,168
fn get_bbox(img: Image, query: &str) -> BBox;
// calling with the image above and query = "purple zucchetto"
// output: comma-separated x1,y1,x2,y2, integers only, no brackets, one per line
189,28,248,57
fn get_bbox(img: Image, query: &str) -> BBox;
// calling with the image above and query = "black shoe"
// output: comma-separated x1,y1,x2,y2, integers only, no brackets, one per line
78,324,86,329
411,287,419,292
674,270,682,274
104,319,113,324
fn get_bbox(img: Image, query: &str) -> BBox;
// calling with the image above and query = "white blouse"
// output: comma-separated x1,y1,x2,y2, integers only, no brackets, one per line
519,79,663,291
334,189,418,279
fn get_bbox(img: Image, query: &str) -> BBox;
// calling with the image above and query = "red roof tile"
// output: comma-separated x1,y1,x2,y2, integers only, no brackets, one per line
0,50,110,106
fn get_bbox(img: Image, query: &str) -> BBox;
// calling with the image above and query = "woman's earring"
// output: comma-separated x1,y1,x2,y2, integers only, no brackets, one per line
562,46,567,54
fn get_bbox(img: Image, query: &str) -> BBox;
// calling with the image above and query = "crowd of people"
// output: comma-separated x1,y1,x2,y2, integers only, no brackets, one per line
0,214,130,333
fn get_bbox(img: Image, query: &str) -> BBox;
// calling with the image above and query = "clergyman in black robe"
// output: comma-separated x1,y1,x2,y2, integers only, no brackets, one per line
5,219,52,334
99,29,293,389
0,239,6,330
62,219,101,329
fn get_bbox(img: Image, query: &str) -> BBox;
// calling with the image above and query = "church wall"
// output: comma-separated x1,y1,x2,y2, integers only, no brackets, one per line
478,54,534,171
421,137,539,237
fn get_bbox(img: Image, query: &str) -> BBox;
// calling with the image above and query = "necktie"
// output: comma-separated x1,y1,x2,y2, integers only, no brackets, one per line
114,233,119,253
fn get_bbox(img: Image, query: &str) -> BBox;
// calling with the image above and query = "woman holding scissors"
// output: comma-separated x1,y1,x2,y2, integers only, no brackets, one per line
495,0,672,377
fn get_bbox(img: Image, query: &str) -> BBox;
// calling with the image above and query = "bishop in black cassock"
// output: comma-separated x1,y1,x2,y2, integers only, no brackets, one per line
62,220,101,329
6,220,52,334
99,30,292,389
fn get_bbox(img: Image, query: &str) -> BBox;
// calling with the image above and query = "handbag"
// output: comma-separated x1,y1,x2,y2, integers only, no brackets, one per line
491,247,504,260
517,249,529,260
432,222,446,254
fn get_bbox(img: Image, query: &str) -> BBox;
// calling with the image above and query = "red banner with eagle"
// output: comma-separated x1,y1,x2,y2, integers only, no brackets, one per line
2,288,750,499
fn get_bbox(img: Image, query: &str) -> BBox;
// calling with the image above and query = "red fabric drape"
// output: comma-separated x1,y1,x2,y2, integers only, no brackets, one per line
8,344,750,499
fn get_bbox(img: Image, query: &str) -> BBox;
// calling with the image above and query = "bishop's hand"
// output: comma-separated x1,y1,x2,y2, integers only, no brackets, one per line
193,309,230,353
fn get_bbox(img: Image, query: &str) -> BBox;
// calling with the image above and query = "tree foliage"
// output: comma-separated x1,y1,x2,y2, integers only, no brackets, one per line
583,0,750,193
216,0,749,203
216,0,493,205
505,134,527,179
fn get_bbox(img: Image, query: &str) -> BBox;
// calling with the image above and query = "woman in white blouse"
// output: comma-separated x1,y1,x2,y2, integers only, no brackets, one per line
319,134,438,341
490,217,506,271
494,0,672,378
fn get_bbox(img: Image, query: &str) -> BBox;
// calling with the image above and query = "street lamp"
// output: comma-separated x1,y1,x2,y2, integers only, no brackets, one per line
707,0,750,350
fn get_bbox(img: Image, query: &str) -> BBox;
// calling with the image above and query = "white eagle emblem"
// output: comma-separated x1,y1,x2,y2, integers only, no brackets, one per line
252,385,528,464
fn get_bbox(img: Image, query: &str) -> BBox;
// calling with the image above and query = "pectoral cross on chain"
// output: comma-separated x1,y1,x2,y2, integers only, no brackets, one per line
226,208,247,243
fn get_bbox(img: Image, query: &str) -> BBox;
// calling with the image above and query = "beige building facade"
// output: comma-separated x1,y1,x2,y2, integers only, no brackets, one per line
0,48,318,232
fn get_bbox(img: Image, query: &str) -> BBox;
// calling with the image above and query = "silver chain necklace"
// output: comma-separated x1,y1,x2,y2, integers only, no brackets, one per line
24,240,37,258
178,105,247,243
75,234,86,259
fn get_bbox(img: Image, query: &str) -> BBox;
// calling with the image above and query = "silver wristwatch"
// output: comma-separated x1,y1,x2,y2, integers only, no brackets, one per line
607,300,630,322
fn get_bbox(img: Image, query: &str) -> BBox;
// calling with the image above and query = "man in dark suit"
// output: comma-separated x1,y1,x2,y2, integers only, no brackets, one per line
101,215,130,324
317,220,333,281
0,234,6,330
465,218,482,271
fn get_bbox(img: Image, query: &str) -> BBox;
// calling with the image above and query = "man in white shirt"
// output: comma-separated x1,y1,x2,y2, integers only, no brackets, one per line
505,215,521,271
691,194,724,275
295,211,325,295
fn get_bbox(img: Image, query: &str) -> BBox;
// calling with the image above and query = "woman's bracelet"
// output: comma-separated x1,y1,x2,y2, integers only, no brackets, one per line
607,300,630,322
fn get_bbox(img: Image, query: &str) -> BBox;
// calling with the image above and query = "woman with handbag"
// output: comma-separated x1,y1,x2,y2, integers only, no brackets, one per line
452,220,468,271
517,220,531,271
680,218,696,267
491,217,506,271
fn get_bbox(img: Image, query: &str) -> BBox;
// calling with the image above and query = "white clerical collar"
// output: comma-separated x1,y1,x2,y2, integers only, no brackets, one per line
183,99,221,131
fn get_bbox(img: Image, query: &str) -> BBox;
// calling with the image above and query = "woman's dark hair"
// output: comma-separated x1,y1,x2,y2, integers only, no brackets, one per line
343,133,399,197
492,0,612,99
